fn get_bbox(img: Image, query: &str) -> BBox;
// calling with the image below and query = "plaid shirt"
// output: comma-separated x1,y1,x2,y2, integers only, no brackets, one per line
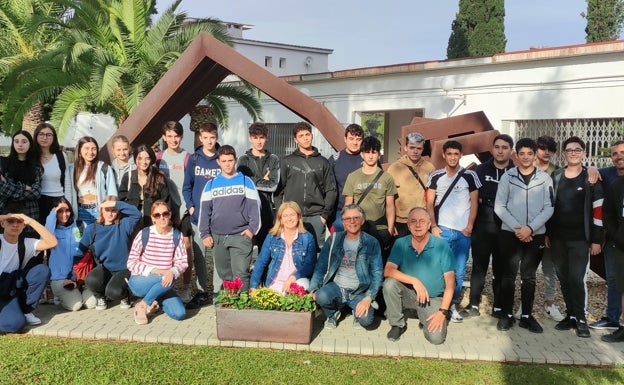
0,165,42,220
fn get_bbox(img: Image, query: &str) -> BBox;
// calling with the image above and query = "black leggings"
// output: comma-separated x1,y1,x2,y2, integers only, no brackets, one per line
85,264,130,300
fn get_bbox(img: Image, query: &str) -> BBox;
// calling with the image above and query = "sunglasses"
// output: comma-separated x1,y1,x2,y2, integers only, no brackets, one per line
152,211,171,219
6,218,24,225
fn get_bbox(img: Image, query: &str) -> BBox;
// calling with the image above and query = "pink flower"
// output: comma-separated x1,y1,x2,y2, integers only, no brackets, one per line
233,277,243,290
288,282,306,297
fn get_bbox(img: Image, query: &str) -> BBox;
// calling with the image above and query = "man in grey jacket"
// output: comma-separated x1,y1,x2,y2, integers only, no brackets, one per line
493,138,554,333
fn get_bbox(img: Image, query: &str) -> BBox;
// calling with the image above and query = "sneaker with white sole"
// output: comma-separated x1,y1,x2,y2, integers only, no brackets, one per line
544,303,564,322
119,298,132,309
450,304,463,323
324,310,341,329
24,312,41,326
95,297,107,310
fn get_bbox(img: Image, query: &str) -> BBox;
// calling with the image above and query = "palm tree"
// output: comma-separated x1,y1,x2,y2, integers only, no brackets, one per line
1,0,262,136
0,0,69,131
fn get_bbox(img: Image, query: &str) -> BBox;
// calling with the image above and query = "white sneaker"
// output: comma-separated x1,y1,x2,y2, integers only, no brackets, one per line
545,303,565,322
514,305,522,320
179,287,192,303
450,304,463,323
95,297,107,310
119,298,132,309
24,312,41,326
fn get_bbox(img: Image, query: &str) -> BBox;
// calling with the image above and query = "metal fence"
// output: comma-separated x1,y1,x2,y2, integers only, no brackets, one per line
514,118,624,168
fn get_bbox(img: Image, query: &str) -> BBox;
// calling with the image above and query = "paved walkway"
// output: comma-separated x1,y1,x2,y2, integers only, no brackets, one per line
26,301,624,366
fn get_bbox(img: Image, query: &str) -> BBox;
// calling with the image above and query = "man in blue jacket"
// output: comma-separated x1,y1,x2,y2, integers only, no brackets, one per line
182,123,221,309
308,204,383,329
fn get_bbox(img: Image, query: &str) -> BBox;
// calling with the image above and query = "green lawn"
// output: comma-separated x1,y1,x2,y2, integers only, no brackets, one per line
1,335,623,385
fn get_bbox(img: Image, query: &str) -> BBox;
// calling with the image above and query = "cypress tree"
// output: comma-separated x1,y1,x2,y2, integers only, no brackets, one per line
583,0,624,42
447,0,507,59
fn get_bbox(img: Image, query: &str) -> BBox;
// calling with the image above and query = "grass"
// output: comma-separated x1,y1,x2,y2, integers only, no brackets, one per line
0,335,623,385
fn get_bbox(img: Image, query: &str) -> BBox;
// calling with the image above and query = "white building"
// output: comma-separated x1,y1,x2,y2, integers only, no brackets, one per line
218,40,624,168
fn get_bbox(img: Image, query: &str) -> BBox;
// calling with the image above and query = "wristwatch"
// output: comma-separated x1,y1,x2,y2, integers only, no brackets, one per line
438,308,449,316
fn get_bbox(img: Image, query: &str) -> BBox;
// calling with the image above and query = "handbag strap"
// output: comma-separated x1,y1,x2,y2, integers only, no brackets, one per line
356,170,384,206
406,165,427,191
88,223,97,252
436,168,466,211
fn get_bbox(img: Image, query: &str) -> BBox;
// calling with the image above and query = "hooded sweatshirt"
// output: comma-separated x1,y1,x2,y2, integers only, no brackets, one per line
182,146,221,224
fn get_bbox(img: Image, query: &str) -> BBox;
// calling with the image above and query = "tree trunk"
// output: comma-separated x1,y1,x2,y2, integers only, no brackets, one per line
189,105,215,148
21,101,45,133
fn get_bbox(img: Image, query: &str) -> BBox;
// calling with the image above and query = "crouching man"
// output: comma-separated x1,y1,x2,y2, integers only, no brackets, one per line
308,204,383,329
383,207,455,344
0,206,58,333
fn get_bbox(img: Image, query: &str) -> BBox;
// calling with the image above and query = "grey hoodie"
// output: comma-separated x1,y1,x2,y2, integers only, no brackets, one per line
494,167,554,235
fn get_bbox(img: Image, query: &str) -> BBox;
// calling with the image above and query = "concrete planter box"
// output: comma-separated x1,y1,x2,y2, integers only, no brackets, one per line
216,307,314,344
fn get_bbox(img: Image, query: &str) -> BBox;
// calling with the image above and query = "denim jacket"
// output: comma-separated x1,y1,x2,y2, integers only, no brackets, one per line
308,231,383,301
250,231,317,289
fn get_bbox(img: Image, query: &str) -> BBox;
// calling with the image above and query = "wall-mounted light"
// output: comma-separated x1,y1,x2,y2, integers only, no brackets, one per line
440,78,467,106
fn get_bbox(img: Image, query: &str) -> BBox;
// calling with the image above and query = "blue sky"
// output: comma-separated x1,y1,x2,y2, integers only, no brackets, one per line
158,0,617,71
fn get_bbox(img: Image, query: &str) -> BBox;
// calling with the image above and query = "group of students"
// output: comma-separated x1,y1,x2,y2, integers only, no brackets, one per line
3,119,623,347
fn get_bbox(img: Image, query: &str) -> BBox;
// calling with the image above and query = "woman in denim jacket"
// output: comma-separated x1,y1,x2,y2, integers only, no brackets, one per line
250,201,316,294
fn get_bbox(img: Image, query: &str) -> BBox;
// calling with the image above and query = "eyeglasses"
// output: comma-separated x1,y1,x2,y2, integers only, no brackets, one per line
342,216,362,222
5,218,24,225
37,133,54,138
103,207,118,212
152,211,171,219
564,148,584,154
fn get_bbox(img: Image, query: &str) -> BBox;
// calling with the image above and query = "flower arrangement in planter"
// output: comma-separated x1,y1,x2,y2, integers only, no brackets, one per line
215,277,317,344
216,277,316,312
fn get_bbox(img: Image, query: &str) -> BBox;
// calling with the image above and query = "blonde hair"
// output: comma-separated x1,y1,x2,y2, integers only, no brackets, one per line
269,201,306,236
97,196,120,224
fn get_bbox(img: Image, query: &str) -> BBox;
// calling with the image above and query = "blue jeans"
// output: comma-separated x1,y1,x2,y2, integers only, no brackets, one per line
604,241,622,322
315,282,375,327
128,274,186,321
0,264,50,333
332,215,344,233
439,226,471,303
78,206,98,225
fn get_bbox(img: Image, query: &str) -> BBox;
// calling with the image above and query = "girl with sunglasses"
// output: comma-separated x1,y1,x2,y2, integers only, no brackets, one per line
118,144,171,231
127,201,188,324
79,196,140,311
45,198,95,311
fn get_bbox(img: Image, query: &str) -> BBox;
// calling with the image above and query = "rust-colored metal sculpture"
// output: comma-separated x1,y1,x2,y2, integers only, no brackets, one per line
102,32,344,162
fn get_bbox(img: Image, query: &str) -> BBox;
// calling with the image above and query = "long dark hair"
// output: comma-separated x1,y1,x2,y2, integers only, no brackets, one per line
74,136,99,189
133,144,166,199
5,130,40,185
33,122,61,155
54,196,76,227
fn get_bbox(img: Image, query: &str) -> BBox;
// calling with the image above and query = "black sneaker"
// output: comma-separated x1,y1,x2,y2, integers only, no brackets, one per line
497,315,514,331
601,326,624,343
518,315,543,333
575,320,591,338
589,317,620,330
185,292,210,309
459,305,480,318
554,316,576,331
387,325,407,342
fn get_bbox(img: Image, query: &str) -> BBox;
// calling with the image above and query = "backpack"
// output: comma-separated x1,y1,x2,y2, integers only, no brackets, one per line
140,227,182,256
56,152,66,192
156,151,193,170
